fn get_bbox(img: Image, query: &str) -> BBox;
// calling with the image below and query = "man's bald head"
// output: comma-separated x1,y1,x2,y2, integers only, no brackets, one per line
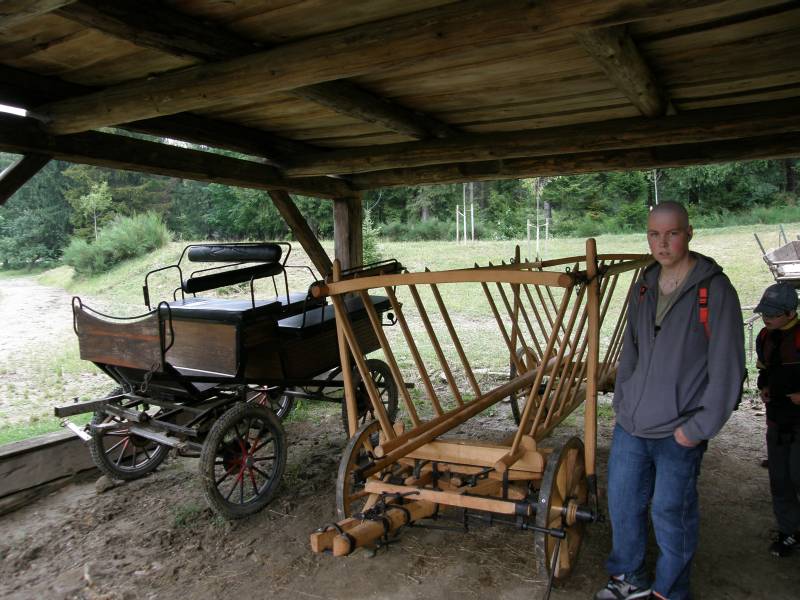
649,201,690,229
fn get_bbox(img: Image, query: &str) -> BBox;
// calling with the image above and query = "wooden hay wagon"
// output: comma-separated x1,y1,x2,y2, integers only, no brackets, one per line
55,242,401,518
310,239,651,587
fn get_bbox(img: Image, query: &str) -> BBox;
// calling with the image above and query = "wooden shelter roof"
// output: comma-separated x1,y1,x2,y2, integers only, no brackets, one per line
1,0,799,202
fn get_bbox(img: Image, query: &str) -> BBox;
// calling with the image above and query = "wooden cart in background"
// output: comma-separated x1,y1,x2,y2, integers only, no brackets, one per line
311,239,650,589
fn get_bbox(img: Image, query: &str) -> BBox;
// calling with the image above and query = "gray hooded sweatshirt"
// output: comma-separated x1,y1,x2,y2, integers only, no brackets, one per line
613,252,745,441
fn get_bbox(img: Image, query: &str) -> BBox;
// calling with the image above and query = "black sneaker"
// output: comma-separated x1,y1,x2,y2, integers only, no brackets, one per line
594,576,652,600
769,531,799,557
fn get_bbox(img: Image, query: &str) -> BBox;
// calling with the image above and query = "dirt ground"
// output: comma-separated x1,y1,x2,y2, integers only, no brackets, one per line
1,398,798,600
1,276,798,599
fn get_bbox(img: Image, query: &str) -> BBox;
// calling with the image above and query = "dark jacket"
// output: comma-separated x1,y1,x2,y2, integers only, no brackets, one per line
613,253,745,441
756,320,800,430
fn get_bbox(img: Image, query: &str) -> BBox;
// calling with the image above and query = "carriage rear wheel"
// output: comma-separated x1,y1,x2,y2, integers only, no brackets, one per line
340,359,399,434
200,402,287,519
88,389,169,481
534,436,588,582
247,385,295,420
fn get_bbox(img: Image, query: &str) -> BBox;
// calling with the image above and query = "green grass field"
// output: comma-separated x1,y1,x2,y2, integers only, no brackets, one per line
0,222,792,444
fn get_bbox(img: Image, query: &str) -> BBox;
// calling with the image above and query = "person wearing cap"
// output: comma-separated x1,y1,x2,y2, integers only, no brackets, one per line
754,282,800,557
596,201,745,600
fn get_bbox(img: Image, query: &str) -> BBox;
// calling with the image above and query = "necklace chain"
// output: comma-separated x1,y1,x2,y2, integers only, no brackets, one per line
660,260,691,292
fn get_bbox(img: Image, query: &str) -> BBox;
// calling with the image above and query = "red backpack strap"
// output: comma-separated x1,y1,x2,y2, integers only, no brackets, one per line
697,275,715,340
638,284,648,303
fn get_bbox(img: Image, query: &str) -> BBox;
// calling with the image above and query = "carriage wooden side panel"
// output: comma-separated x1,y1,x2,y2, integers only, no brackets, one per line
165,318,240,376
73,304,165,372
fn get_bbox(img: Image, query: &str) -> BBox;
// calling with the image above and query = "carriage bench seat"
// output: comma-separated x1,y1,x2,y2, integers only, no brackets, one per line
277,294,390,338
164,297,283,322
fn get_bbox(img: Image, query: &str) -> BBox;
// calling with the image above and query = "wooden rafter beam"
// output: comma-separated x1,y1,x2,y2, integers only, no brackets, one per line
55,0,258,61
55,0,453,139
348,132,800,189
267,190,333,277
574,25,669,117
0,65,316,165
35,0,728,135
0,153,51,206
284,98,800,177
0,0,75,31
0,114,351,198
292,81,455,140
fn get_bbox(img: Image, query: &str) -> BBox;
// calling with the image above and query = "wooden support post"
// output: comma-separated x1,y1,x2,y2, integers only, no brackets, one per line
0,153,51,206
333,194,363,271
268,190,332,277
584,238,600,480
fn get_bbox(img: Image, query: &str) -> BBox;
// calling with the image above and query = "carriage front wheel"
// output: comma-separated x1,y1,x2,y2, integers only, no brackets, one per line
88,388,169,481
340,359,399,433
200,402,287,519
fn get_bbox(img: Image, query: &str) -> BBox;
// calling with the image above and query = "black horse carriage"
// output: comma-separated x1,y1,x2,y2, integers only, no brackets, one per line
55,242,399,518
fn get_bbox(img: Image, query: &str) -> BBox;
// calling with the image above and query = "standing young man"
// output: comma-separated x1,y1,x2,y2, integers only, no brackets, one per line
595,201,745,600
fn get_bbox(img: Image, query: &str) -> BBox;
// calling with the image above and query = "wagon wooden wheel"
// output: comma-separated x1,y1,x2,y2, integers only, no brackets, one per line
335,420,383,520
535,436,588,582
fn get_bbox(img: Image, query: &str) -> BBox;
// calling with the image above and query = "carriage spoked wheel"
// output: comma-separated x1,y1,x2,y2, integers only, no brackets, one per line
200,402,287,519
534,436,589,583
340,359,399,433
88,389,169,481
508,345,540,424
246,385,295,420
335,419,385,520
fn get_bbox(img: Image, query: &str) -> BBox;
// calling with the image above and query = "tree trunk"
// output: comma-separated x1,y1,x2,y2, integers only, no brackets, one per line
784,158,797,194
421,205,429,221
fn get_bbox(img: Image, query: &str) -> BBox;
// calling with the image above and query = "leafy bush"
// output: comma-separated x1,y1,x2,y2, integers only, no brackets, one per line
63,212,170,275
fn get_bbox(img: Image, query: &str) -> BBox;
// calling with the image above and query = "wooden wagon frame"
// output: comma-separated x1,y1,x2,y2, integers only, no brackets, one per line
311,240,651,585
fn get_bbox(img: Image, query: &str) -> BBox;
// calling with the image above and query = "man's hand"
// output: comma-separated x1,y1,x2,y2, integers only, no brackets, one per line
674,426,700,448
789,392,800,406
760,387,770,403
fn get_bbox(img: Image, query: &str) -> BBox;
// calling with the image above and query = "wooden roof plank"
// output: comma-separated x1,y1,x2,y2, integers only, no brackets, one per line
0,114,349,198
283,97,800,176
0,0,76,32
34,0,730,135
0,64,319,165
349,132,800,189
50,0,454,139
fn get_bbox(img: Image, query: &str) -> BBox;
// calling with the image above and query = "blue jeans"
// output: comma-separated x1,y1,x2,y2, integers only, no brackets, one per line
606,424,707,600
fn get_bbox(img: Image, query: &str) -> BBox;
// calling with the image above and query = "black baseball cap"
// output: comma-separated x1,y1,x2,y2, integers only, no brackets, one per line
755,283,798,317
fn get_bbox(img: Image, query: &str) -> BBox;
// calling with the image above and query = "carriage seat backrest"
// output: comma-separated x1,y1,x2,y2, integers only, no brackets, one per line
182,262,283,294
187,243,282,264
73,302,166,372
277,294,390,337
